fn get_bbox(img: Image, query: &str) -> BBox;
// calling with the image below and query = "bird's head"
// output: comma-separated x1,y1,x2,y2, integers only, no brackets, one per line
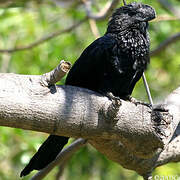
107,2,156,33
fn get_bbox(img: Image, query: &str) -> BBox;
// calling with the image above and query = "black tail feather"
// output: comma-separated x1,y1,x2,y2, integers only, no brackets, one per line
20,135,69,177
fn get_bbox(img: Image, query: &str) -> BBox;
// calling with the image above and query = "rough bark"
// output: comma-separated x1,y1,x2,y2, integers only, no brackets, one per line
0,72,179,176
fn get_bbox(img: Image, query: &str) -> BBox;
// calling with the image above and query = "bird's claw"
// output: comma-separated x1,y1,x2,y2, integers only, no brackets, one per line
126,96,151,108
106,92,121,107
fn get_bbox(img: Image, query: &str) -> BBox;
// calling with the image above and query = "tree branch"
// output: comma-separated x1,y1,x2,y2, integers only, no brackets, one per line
30,138,87,180
150,32,180,57
0,18,87,53
0,64,179,177
82,0,120,20
155,129,180,167
0,73,173,154
0,0,120,54
1,1,179,56
40,60,71,86
157,0,180,18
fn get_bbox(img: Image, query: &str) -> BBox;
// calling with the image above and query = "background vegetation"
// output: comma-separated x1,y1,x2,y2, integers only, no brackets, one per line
0,0,179,179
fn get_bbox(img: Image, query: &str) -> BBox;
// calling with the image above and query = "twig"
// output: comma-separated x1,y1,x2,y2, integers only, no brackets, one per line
0,33,18,72
0,54,11,73
30,138,87,180
88,19,100,38
152,15,179,22
150,32,180,57
0,18,87,53
82,0,101,39
40,60,71,86
82,0,120,20
157,0,180,18
55,160,67,180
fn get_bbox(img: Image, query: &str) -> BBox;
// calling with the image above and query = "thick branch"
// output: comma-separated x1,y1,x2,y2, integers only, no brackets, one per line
155,129,180,167
90,88,180,175
0,72,179,176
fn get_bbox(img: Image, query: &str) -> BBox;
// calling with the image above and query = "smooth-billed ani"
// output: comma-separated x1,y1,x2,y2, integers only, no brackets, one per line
20,2,156,177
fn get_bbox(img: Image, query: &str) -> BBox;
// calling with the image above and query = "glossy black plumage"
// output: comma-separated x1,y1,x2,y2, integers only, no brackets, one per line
20,2,156,177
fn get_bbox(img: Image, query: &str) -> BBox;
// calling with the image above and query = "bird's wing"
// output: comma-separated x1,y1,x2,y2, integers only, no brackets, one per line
65,35,117,92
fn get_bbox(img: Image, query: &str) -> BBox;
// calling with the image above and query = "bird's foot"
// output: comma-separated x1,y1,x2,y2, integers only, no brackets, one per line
105,92,122,107
125,95,151,108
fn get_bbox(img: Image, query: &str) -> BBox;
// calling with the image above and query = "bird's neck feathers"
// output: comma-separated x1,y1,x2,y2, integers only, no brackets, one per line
106,14,133,34
106,15,150,71
106,13,148,36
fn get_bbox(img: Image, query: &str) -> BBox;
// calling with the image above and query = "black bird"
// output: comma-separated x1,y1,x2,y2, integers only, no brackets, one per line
20,2,156,177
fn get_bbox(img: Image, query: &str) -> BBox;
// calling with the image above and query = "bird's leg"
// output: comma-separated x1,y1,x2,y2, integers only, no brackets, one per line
98,90,122,107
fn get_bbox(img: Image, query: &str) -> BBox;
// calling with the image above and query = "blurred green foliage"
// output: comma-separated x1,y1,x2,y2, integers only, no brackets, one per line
0,0,180,179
